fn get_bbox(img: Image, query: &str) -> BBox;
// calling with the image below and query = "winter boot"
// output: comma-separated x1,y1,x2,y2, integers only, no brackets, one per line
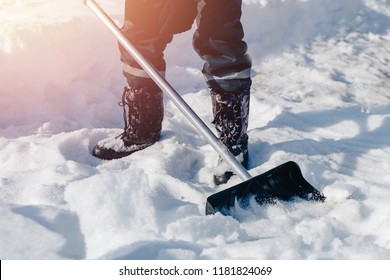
92,86,164,160
211,88,250,185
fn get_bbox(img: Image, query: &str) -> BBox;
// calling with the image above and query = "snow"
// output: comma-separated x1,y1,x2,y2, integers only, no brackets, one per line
0,0,389,260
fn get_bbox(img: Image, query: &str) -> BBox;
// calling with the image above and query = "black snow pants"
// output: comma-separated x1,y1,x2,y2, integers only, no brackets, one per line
120,0,252,93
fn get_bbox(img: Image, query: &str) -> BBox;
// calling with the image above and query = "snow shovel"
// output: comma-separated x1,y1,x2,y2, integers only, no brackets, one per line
83,0,325,216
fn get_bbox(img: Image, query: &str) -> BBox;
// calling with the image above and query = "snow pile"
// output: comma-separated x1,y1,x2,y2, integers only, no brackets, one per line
0,0,389,259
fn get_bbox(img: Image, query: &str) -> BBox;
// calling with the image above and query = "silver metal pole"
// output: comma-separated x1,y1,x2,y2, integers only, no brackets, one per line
84,0,252,181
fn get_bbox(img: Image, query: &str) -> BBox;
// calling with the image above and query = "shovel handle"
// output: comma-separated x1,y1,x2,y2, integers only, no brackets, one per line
83,0,252,182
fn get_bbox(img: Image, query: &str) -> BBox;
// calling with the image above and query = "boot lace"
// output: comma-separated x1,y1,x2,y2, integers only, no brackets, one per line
116,87,134,141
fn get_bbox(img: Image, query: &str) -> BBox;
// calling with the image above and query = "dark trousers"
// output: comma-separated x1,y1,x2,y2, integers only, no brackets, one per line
120,0,252,93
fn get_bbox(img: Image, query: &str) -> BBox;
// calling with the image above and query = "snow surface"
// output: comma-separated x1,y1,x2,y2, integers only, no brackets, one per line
0,0,389,260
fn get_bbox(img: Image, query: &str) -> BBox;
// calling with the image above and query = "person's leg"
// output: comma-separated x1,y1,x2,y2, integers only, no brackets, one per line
120,0,171,90
93,0,166,160
193,0,252,184
193,0,252,93
120,0,198,89
93,0,198,160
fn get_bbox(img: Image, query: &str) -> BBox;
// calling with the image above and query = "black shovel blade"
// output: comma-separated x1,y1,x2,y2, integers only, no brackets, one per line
206,161,325,216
